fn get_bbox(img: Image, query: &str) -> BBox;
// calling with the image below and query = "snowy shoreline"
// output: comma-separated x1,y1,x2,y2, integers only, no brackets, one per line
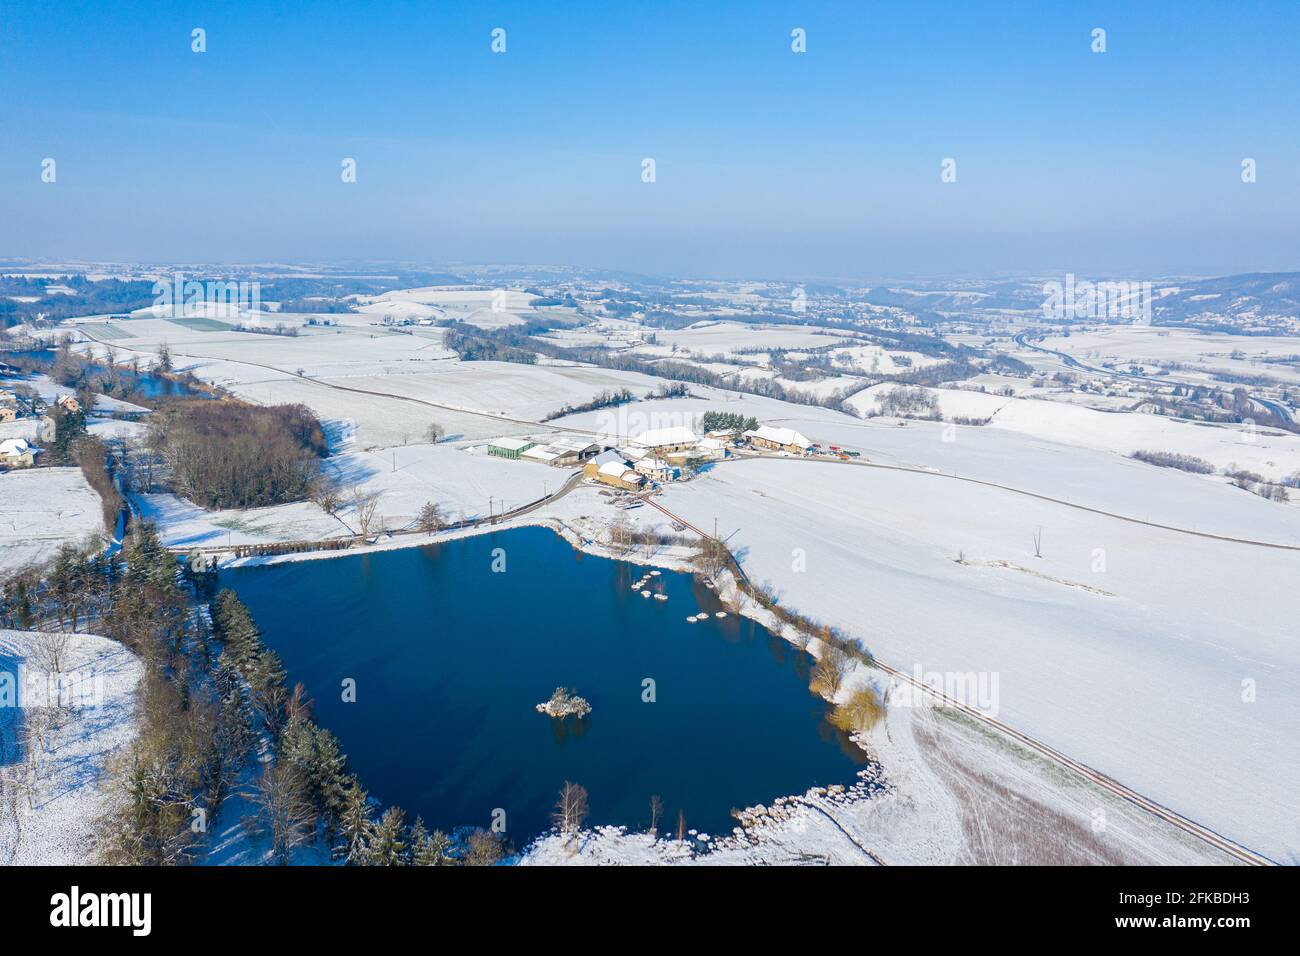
199,486,1244,865
213,493,899,863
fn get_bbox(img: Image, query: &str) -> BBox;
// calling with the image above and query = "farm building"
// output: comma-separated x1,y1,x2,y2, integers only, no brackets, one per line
629,426,699,457
584,459,645,491
695,436,728,459
634,457,678,483
0,437,41,468
0,405,16,423
588,449,627,468
743,425,813,454
522,436,602,466
487,436,537,459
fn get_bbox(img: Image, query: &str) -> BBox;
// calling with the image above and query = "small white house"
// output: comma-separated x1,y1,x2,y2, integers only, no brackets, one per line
634,457,677,483
0,437,41,467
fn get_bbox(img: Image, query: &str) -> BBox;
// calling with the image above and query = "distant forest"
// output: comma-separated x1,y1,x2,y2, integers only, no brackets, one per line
0,275,157,328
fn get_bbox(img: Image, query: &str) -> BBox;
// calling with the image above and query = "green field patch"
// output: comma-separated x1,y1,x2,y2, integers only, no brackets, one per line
81,322,135,339
166,316,234,332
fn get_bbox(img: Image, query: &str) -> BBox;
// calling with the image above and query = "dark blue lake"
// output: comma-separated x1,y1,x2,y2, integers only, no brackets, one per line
218,526,867,846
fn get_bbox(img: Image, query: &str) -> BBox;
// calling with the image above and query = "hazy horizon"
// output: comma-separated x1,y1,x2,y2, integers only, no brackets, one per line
3,1,1298,278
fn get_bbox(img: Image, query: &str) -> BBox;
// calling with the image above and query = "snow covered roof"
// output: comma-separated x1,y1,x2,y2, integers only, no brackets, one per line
590,449,627,467
488,436,534,452
631,426,698,447
698,437,726,450
548,436,601,454
744,425,812,448
0,438,37,456
521,445,560,462
634,457,673,473
598,460,639,480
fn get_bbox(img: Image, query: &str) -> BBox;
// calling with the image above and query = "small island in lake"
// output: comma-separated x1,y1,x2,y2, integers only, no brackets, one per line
536,687,592,719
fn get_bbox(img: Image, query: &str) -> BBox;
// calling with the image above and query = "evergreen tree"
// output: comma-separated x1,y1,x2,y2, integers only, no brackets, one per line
337,776,374,863
360,807,407,866
410,822,454,866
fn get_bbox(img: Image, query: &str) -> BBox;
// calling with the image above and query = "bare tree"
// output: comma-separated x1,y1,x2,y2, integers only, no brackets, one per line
693,535,730,580
552,781,590,836
310,473,343,515
676,808,687,842
30,630,72,677
417,501,443,535
462,828,506,866
350,489,382,537
811,629,849,699
425,422,445,444
649,794,663,835
608,513,635,555
246,761,314,866
1032,526,1044,559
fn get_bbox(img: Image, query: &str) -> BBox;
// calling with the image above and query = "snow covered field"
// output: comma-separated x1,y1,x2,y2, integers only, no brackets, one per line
133,493,346,549
628,320,853,359
32,296,1300,865
0,468,104,574
846,383,1300,480
1035,326,1300,388
353,287,547,328
649,458,1300,861
0,629,141,864
555,394,1300,544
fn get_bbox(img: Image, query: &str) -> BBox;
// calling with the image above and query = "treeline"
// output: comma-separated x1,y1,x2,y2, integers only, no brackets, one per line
0,521,510,864
1129,450,1215,474
72,434,125,532
0,539,114,633
700,411,757,434
1130,450,1293,503
687,536,880,735
442,321,537,364
1225,469,1292,503
277,298,356,314
441,319,857,410
543,387,635,421
148,400,327,509
0,275,157,330
208,588,510,865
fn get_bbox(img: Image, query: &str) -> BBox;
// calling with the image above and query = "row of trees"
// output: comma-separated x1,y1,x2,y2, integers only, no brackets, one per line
543,387,635,421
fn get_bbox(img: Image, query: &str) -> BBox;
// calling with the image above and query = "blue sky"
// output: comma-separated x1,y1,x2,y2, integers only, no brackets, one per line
2,0,1298,278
